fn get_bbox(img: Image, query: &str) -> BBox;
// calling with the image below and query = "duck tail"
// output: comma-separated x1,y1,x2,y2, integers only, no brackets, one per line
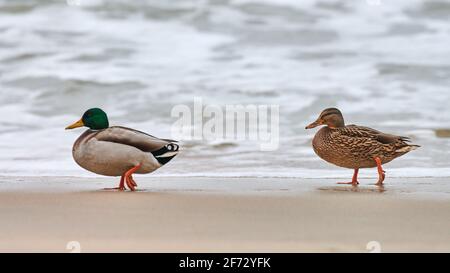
399,136,411,142
395,144,420,153
151,143,180,165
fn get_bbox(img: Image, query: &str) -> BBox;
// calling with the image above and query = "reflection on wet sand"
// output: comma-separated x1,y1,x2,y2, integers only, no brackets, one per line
318,185,386,193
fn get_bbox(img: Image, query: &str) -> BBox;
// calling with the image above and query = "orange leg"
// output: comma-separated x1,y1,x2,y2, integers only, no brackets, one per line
374,157,386,186
338,169,359,185
104,174,126,191
124,164,141,191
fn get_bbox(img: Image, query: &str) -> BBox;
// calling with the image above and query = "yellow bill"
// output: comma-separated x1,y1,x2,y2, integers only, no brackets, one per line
65,119,84,130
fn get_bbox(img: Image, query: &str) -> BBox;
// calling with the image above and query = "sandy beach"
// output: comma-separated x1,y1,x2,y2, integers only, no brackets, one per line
0,176,449,252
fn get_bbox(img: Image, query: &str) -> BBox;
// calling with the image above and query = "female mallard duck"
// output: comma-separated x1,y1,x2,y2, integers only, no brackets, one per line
305,108,419,185
65,108,179,191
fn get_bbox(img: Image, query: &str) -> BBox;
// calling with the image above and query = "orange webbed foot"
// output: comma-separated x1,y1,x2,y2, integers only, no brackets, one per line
124,164,141,191
337,181,359,185
104,175,126,191
337,169,359,186
104,186,126,191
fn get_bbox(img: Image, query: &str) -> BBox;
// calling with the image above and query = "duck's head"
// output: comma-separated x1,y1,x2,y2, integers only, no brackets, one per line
65,108,109,130
305,108,345,129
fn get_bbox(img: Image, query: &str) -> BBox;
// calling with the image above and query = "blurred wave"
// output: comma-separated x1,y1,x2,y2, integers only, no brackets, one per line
0,0,450,177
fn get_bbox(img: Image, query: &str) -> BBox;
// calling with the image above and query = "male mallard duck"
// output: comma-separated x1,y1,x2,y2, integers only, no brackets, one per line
65,108,179,191
305,108,419,185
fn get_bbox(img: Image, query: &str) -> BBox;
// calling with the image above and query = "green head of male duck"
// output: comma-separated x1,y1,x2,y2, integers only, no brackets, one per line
65,108,109,130
305,108,345,129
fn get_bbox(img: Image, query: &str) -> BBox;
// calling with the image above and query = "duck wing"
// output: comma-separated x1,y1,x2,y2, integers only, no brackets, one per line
341,125,411,145
95,126,179,165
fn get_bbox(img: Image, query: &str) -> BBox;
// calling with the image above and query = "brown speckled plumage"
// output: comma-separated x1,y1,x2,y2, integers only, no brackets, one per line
312,125,417,169
306,108,419,185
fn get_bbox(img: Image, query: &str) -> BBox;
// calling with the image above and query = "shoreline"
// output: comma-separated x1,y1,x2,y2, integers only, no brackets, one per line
1,176,450,200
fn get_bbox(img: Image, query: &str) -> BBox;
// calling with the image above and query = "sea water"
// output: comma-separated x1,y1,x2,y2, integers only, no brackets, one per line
0,0,449,179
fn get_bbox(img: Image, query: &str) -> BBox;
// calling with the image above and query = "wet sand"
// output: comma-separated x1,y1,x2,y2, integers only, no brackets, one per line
0,176,449,252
